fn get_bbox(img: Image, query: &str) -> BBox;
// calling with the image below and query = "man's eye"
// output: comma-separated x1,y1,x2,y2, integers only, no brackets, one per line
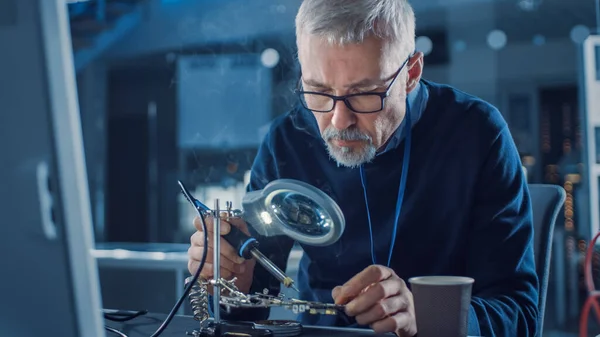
353,88,377,94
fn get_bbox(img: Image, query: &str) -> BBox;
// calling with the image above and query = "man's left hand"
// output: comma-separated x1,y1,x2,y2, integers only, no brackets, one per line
331,265,417,337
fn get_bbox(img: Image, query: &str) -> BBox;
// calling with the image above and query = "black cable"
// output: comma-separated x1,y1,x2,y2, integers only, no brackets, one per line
105,325,128,337
104,309,148,322
149,211,209,337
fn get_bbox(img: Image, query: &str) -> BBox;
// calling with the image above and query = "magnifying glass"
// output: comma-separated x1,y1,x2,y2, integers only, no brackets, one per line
242,179,345,247
178,178,346,291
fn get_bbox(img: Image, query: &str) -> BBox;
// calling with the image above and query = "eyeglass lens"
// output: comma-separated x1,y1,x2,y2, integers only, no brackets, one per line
302,93,382,113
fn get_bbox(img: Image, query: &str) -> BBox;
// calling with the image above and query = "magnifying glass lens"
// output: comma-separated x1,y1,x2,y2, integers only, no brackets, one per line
270,191,333,236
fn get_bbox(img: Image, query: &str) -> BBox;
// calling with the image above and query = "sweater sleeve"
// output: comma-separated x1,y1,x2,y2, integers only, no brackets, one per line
210,135,296,321
465,125,539,336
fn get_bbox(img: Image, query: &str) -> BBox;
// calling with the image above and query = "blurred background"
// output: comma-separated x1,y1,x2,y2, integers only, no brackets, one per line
60,0,599,335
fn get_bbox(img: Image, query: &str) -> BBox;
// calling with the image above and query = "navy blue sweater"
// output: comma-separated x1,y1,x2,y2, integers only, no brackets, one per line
219,79,539,337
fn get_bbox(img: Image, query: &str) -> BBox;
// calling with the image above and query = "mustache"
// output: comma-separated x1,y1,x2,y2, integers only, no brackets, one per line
322,127,371,142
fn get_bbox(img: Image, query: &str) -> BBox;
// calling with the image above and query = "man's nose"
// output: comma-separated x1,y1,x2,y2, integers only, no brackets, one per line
331,100,356,130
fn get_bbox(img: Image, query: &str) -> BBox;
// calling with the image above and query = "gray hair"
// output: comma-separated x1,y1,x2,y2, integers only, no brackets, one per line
295,0,416,60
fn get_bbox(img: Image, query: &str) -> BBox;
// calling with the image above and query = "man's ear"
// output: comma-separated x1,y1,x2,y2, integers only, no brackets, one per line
406,52,424,93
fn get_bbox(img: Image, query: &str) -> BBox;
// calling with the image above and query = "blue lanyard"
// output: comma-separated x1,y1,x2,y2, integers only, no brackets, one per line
359,103,412,267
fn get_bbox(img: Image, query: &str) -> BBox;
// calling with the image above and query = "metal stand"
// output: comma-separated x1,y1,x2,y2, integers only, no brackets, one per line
183,196,333,336
212,199,221,327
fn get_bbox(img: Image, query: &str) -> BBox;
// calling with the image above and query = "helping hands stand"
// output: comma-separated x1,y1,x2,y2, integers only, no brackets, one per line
184,198,344,337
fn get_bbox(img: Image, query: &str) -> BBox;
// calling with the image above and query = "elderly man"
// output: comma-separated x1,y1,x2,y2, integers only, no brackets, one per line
187,0,539,336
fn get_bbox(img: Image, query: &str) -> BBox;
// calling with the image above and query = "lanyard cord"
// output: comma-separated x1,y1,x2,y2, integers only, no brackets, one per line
359,103,412,267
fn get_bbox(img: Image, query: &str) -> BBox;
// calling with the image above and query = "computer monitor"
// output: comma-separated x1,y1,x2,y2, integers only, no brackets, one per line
0,0,106,336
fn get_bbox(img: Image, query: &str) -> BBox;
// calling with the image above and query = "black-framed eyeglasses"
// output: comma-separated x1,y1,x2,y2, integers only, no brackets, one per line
295,54,412,114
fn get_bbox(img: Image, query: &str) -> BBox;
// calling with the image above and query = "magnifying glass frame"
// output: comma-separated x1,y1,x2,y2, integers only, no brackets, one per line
242,179,345,247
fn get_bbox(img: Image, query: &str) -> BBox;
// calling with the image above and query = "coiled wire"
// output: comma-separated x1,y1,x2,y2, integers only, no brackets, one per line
185,276,210,323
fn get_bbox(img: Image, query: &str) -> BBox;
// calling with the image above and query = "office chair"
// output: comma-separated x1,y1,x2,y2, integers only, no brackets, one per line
529,184,566,336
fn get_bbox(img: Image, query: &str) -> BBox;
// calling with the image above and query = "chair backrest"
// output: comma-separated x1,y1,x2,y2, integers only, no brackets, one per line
528,184,566,336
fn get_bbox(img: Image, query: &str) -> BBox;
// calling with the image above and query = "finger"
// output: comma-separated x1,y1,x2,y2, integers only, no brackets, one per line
226,217,251,235
194,216,232,234
193,215,232,234
187,246,246,275
345,277,405,316
332,286,343,302
187,261,236,280
213,236,245,263
188,259,215,278
354,295,410,326
214,213,251,236
190,230,206,246
212,212,250,235
190,230,245,264
337,265,393,304
370,311,412,335
193,215,209,232
192,214,251,247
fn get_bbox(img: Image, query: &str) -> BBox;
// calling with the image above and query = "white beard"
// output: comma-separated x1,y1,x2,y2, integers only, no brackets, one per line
325,141,377,168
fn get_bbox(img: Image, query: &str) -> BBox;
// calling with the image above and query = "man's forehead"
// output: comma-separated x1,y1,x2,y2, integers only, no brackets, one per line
298,41,399,89
298,33,386,55
297,34,399,70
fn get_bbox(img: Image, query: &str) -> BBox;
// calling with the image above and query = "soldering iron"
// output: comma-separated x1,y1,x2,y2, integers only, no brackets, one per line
178,180,299,292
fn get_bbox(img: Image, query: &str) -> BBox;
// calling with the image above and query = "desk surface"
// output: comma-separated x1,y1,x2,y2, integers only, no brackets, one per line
104,313,483,337
104,313,394,337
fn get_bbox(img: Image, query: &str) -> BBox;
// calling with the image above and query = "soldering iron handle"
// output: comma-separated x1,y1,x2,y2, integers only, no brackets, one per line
222,225,259,260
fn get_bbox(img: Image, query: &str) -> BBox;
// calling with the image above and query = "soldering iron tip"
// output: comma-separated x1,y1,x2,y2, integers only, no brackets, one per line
291,284,300,292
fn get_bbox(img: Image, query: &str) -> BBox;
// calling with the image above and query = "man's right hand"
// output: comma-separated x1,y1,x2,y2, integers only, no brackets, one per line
187,215,256,294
